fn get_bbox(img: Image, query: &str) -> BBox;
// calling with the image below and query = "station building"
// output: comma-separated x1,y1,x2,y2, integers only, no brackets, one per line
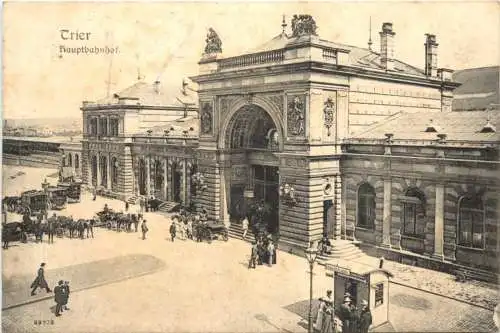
80,17,499,276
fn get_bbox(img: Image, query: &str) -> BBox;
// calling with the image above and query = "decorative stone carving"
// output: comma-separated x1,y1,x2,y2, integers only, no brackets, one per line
220,97,229,116
324,97,336,136
204,28,222,54
268,94,284,115
200,101,213,135
291,15,318,37
287,95,306,137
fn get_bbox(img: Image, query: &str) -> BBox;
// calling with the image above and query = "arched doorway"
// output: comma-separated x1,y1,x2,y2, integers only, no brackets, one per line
138,159,147,196
153,160,164,199
224,104,281,234
171,162,182,203
99,156,108,187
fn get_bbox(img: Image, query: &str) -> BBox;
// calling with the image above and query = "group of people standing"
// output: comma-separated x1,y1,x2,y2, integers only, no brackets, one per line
248,234,277,268
29,262,71,317
314,291,373,333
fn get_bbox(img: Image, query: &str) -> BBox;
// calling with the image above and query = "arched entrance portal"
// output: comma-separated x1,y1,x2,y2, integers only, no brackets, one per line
138,159,147,195
224,104,281,234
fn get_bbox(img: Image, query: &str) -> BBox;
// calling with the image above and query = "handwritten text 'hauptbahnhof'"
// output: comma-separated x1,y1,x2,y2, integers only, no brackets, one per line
59,29,119,56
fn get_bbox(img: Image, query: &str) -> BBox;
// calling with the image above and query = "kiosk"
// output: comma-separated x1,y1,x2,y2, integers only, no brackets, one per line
325,260,394,329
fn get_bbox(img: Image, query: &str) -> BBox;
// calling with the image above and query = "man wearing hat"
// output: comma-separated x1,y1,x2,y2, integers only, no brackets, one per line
358,300,372,333
61,281,71,311
30,263,52,296
54,280,66,317
248,241,258,269
338,296,353,333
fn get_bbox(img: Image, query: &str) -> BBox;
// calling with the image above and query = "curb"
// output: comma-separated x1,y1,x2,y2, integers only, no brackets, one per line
389,280,495,312
2,264,166,311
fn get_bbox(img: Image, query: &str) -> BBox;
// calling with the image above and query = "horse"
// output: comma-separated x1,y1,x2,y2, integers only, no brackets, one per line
2,222,23,248
76,219,87,239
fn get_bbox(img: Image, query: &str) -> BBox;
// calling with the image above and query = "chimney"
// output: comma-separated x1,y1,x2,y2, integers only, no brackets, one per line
425,34,438,77
379,23,395,70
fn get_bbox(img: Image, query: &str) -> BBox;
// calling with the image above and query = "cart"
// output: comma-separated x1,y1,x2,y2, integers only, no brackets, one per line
20,190,48,216
58,182,82,203
197,221,229,243
45,186,67,210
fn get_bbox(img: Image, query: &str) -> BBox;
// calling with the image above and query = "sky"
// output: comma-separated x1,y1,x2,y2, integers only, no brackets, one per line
2,1,499,120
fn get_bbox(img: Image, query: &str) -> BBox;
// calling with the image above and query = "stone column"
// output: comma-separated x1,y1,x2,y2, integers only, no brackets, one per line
163,158,168,201
334,174,342,239
87,152,92,187
220,166,230,224
382,177,392,247
146,157,151,198
433,183,445,259
96,152,101,187
185,162,192,208
107,154,112,190
182,159,188,206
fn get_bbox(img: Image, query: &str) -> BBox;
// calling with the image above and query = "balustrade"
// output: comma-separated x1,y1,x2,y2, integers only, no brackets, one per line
219,49,284,70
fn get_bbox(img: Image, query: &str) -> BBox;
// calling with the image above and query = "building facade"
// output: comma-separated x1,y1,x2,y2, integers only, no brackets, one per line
80,17,499,274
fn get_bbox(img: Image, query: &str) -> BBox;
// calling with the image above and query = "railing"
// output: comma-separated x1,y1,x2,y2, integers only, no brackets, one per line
219,49,285,70
323,48,337,61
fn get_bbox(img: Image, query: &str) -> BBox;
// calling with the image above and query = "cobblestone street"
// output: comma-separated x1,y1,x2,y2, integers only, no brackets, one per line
2,166,498,332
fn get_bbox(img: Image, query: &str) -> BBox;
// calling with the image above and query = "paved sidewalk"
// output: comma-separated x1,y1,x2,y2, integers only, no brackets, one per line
2,254,165,309
345,255,498,310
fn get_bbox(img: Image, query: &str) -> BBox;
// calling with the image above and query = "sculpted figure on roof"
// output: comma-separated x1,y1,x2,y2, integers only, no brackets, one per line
291,15,318,37
204,28,222,54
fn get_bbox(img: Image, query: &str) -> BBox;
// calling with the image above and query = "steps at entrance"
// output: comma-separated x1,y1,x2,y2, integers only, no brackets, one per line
317,239,365,265
158,201,181,213
126,196,139,205
228,222,256,242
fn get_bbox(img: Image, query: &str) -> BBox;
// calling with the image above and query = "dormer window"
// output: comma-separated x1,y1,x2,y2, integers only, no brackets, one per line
479,120,496,133
424,119,441,133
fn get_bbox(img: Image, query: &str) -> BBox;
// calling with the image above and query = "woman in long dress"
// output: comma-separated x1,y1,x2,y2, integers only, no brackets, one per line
321,301,337,333
314,298,326,331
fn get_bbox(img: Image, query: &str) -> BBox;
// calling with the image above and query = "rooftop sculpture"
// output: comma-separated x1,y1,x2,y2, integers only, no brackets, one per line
291,15,318,37
204,28,222,54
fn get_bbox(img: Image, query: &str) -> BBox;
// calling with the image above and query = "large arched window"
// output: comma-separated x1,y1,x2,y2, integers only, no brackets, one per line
100,156,108,186
111,157,119,186
75,154,80,169
67,154,73,167
91,155,98,186
402,188,426,237
458,196,484,249
357,183,376,229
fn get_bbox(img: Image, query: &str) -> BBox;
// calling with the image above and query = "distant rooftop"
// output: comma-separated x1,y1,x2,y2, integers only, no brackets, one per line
84,80,198,109
350,110,500,143
452,66,499,111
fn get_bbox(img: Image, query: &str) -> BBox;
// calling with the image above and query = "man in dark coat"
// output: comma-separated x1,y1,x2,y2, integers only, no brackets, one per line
337,297,353,333
54,280,65,316
31,263,52,295
169,222,176,242
61,281,70,311
141,220,149,240
358,300,372,333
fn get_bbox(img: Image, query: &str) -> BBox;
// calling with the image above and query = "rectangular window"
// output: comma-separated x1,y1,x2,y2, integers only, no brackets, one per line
375,283,383,307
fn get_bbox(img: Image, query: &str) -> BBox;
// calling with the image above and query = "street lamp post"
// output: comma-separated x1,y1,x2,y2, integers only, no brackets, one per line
305,246,319,333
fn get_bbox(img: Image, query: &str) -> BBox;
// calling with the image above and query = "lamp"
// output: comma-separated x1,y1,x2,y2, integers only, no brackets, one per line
279,182,298,206
305,246,319,333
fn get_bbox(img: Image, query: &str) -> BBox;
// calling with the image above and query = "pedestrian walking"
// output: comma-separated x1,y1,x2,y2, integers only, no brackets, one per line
338,297,353,333
88,219,95,238
241,216,249,240
54,280,65,317
358,300,372,333
169,222,176,242
125,201,129,212
31,263,52,296
320,299,335,333
141,220,149,240
267,241,275,267
248,241,258,269
61,281,71,311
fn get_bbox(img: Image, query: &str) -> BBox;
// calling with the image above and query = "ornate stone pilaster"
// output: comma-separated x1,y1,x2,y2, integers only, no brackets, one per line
433,183,445,259
382,177,392,247
107,153,112,190
96,152,101,187
163,158,168,201
333,174,342,239
145,157,151,198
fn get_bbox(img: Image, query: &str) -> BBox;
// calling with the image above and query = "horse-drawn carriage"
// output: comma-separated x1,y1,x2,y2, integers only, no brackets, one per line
58,181,82,203
45,186,67,210
19,190,48,216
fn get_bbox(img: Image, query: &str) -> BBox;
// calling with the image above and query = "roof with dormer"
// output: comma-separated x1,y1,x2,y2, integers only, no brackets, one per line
244,33,425,76
90,80,198,108
452,66,499,111
138,116,199,138
350,110,500,142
